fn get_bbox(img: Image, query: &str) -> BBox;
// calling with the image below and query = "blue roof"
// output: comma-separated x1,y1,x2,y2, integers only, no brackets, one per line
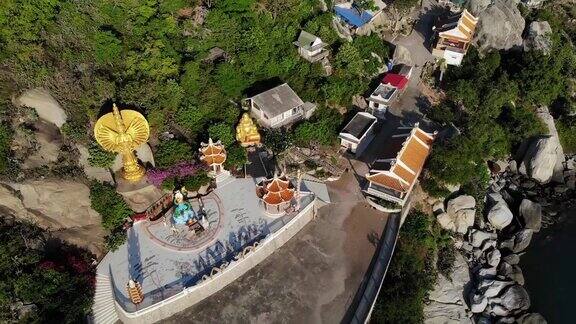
334,5,374,28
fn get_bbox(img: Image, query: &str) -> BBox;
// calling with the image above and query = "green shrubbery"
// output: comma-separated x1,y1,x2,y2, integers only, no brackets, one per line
89,181,133,250
0,217,95,322
182,170,211,191
87,142,116,168
154,140,194,168
557,116,576,154
372,209,454,323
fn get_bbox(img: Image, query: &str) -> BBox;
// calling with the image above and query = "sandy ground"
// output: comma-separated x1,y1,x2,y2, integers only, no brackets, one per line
161,172,389,324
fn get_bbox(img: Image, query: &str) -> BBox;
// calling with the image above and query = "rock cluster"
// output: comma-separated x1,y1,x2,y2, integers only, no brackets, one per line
428,149,575,322
470,0,525,53
523,21,553,54
518,107,565,184
436,195,476,233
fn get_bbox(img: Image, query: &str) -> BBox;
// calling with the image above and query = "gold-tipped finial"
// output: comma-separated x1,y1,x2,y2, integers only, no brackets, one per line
94,103,150,182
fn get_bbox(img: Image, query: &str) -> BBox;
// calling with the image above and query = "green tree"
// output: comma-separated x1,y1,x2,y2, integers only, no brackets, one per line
87,142,116,168
154,140,194,167
208,122,236,146
89,181,133,230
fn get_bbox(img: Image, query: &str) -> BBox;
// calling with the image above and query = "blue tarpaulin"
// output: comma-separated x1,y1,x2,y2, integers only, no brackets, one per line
334,5,373,28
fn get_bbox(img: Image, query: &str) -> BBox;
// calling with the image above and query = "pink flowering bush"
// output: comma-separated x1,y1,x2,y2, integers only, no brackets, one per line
147,161,206,187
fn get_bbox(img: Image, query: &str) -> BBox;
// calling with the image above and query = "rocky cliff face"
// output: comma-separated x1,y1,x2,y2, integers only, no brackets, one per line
0,181,106,256
470,0,525,53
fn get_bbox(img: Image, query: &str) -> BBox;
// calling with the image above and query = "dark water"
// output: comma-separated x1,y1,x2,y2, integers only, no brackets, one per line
521,208,576,324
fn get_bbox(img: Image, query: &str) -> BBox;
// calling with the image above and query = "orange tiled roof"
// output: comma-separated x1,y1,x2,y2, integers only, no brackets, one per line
256,175,295,205
366,173,407,192
199,138,227,166
367,127,435,193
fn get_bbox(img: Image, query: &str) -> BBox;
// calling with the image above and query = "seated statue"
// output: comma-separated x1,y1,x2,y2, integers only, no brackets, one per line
172,190,196,225
236,113,261,147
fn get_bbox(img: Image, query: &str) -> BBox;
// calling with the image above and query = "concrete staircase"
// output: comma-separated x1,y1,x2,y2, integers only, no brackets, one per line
215,170,234,187
90,273,119,324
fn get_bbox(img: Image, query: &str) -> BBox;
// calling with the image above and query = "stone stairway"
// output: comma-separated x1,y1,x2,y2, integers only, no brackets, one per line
90,273,119,324
215,170,234,187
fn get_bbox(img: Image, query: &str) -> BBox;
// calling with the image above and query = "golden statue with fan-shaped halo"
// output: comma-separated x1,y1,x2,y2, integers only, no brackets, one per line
94,103,150,182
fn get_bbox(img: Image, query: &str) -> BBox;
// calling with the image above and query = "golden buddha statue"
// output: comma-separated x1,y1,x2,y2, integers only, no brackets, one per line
94,103,150,182
236,113,261,147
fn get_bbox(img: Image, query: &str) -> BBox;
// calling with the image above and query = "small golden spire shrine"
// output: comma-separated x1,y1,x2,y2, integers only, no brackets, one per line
94,103,150,182
236,113,261,147
127,279,144,304
199,138,227,175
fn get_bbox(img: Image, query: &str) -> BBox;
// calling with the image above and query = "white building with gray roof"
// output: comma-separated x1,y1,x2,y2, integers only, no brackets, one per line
246,83,316,128
293,30,329,63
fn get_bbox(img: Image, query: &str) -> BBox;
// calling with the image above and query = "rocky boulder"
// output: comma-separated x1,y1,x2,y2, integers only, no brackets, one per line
523,21,553,54
519,136,559,184
21,121,62,169
487,201,513,230
491,284,530,316
14,88,67,128
424,253,473,324
518,313,547,324
472,0,525,53
447,195,476,214
501,229,533,253
519,199,542,232
519,106,565,183
0,181,106,256
470,229,498,248
438,195,476,233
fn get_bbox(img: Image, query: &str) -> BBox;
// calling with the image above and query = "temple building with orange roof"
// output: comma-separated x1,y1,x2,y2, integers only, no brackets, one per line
255,174,296,216
431,9,478,66
365,124,435,205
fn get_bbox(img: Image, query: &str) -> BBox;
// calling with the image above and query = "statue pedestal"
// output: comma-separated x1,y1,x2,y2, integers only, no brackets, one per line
116,174,164,213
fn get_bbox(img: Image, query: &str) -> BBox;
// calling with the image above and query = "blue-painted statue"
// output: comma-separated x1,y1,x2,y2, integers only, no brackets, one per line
172,190,196,225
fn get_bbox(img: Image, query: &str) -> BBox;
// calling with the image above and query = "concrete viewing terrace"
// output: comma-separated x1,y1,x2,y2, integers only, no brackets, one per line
161,172,391,323
97,177,323,313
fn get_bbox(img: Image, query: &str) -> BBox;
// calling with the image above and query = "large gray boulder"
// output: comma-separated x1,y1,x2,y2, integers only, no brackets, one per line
502,229,533,253
519,199,542,232
14,88,68,128
487,201,513,230
0,181,106,256
519,106,565,183
471,0,525,53
492,284,531,315
438,195,477,233
424,253,473,324
519,136,559,184
470,229,498,248
518,313,547,324
523,21,553,54
447,195,476,214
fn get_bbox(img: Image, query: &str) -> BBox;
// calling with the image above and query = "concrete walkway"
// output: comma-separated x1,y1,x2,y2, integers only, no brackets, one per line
161,172,389,323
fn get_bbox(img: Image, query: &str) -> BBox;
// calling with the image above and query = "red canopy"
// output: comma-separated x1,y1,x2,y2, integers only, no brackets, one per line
382,73,409,90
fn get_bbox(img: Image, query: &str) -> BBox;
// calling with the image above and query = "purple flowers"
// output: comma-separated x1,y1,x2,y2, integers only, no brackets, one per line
147,161,206,187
